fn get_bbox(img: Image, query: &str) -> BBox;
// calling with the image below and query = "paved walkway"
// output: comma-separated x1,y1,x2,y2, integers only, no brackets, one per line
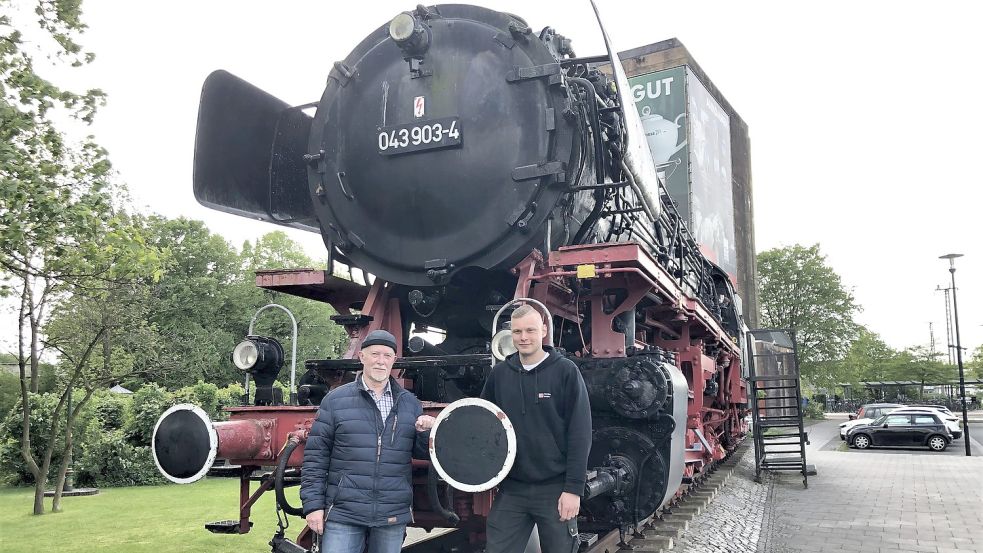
676,419,983,553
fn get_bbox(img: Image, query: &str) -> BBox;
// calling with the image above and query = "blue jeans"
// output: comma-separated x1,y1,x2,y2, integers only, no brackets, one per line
321,520,406,553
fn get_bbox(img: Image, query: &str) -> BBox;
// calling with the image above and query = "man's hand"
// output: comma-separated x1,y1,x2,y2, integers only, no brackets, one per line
557,492,580,521
305,509,324,535
415,415,436,432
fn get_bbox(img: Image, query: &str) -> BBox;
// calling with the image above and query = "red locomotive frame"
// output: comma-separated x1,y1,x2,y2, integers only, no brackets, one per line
200,240,746,551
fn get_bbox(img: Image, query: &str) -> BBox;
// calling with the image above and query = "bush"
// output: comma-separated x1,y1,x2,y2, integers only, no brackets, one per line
0,373,22,419
215,383,245,421
0,393,66,485
90,391,131,432
802,399,825,420
173,381,220,419
125,383,172,446
76,430,166,487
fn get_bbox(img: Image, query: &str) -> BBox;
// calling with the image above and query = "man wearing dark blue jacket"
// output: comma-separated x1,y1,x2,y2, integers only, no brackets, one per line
301,329,435,553
481,305,592,553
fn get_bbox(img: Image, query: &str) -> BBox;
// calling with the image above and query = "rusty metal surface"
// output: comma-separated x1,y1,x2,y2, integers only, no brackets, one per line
254,268,369,312
214,419,272,461
227,407,315,466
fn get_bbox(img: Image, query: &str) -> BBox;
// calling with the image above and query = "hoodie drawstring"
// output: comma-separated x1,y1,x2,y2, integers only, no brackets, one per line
534,369,540,405
519,373,526,415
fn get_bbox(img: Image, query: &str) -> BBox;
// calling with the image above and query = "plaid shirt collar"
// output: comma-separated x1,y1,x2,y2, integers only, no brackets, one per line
360,373,392,399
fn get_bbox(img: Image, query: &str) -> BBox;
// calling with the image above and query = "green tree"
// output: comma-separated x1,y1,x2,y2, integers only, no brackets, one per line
243,232,350,379
243,231,316,271
842,328,897,384
124,383,172,446
884,346,955,400
139,217,251,388
967,344,983,380
128,222,348,392
757,244,860,388
0,2,162,514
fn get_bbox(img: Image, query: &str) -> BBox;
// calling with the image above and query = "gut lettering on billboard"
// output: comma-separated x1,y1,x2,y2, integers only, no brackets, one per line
631,77,675,102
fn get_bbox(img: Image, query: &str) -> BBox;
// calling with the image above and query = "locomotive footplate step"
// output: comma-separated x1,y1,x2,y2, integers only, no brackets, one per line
205,520,252,534
577,533,599,548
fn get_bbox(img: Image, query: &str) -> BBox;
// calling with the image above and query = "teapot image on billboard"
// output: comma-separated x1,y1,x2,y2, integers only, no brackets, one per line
640,106,687,164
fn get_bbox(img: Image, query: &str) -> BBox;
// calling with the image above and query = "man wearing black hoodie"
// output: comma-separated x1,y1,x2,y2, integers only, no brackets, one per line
481,305,592,553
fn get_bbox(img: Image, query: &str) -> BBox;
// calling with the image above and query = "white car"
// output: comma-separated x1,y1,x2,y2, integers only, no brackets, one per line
891,407,962,439
839,403,903,440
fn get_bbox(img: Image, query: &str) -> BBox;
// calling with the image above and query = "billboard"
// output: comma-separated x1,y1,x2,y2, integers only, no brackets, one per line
629,66,689,223
628,66,738,280
686,71,736,278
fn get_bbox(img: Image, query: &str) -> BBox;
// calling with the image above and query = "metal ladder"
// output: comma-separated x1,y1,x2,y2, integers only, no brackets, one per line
747,329,810,488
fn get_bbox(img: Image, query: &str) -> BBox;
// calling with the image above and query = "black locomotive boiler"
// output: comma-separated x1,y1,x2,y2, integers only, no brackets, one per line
152,3,751,551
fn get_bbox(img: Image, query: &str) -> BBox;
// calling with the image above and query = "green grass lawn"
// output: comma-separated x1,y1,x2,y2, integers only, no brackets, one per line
0,478,304,553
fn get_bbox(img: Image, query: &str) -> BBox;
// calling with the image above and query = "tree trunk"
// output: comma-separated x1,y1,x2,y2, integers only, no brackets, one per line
33,479,46,515
52,389,74,512
29,376,73,515
20,374,45,515
51,422,72,512
26,277,40,393
18,284,45,514
30,312,39,393
52,390,93,512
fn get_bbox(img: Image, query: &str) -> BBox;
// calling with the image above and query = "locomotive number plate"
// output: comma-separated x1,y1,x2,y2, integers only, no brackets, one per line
377,117,462,156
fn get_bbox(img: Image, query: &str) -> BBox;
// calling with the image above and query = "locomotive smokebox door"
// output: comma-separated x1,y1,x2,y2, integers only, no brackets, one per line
429,398,516,492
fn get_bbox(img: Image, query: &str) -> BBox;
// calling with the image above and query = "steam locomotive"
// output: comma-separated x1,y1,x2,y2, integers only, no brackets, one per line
152,3,750,551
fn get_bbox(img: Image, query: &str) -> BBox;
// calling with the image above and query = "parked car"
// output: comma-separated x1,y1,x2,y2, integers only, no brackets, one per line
891,407,962,439
847,413,952,452
908,404,955,417
840,403,903,440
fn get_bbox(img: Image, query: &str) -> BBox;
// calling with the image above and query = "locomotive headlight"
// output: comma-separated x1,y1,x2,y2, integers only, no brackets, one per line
389,13,417,42
232,340,259,371
388,12,430,55
231,336,284,376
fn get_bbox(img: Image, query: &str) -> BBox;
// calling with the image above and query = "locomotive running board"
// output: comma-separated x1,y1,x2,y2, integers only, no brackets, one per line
254,268,369,313
547,243,739,351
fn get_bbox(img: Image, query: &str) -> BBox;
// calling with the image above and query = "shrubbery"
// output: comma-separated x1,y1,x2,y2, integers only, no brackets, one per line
125,383,173,446
77,431,165,487
0,393,66,486
802,399,826,420
0,382,247,487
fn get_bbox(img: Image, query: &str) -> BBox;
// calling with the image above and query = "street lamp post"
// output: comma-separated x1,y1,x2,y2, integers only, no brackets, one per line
940,253,971,456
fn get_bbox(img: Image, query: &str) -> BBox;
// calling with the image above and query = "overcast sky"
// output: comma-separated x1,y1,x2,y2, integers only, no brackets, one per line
47,0,982,356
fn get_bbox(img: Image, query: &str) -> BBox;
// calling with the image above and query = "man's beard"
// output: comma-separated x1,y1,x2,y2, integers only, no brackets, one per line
365,367,390,383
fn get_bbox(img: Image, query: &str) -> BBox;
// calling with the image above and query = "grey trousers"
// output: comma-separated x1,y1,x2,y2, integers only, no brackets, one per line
486,482,578,553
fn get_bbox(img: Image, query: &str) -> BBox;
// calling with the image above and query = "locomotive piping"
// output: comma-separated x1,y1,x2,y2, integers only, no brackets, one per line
427,462,460,526
275,439,305,517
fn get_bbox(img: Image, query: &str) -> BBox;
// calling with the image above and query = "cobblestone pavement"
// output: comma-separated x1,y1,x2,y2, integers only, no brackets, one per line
675,450,767,553
673,419,983,553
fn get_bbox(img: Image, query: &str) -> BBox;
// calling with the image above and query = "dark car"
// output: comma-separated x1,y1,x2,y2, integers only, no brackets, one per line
847,413,951,452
